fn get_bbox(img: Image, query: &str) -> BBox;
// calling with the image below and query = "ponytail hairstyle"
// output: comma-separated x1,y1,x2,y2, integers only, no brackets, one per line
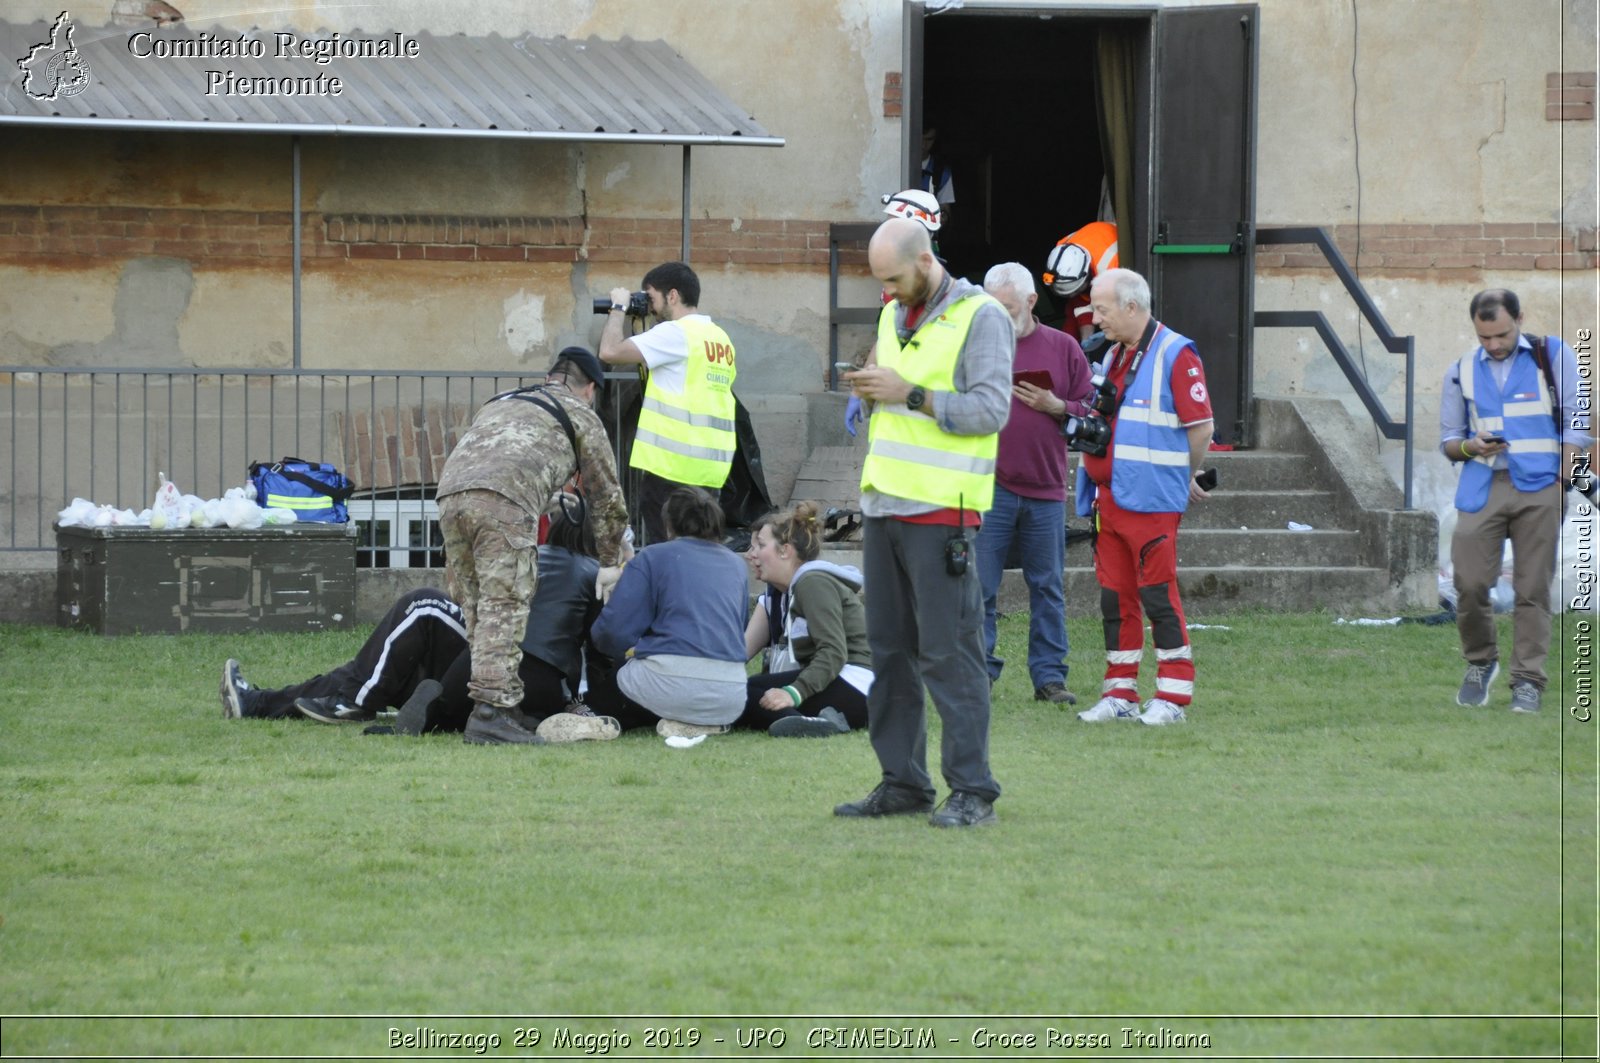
662,486,724,542
765,500,823,563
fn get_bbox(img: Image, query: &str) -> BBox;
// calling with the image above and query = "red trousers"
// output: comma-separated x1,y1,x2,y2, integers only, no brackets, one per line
1092,490,1194,706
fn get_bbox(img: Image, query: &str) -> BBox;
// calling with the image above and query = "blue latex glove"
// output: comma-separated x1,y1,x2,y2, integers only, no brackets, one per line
844,395,864,437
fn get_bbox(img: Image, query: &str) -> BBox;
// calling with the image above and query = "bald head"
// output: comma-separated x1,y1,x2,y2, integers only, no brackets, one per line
869,217,940,307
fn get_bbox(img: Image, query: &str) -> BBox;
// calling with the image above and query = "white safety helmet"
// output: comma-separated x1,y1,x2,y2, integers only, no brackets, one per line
1043,241,1091,297
880,189,942,233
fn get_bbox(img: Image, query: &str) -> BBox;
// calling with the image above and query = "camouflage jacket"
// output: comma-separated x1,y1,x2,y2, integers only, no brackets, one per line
436,382,629,566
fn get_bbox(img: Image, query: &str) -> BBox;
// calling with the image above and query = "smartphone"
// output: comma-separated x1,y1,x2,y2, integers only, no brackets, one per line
1195,468,1219,492
1482,436,1508,445
834,361,858,375
1013,369,1053,390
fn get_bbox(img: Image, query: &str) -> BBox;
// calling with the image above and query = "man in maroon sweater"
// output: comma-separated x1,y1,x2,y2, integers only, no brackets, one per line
976,262,1095,704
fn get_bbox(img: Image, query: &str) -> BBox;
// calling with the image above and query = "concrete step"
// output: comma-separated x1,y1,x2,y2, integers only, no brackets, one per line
1197,450,1322,492
788,444,866,511
1175,527,1365,567
1050,565,1399,618
819,546,1394,616
1183,488,1351,530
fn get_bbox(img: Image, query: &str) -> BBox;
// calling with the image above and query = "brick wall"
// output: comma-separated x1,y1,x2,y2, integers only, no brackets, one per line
1254,222,1596,272
333,402,474,492
1,204,1590,274
1547,72,1596,121
0,204,843,268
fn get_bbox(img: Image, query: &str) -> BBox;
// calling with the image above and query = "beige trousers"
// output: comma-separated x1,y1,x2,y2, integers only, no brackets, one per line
1451,472,1562,689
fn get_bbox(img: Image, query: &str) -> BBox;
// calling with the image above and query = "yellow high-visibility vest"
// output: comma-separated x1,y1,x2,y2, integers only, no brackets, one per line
631,317,738,488
861,294,1000,511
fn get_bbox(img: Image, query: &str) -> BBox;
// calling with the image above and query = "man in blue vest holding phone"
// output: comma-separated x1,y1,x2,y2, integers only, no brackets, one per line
1442,288,1590,713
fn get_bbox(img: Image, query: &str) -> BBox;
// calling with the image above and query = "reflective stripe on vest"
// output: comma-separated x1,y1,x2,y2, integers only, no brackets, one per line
860,293,1001,511
630,317,738,488
1454,348,1560,512
1109,325,1194,513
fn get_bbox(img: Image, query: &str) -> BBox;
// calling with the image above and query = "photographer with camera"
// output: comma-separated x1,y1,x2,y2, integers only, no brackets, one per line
597,261,737,545
975,263,1095,706
833,217,1012,829
1071,269,1213,727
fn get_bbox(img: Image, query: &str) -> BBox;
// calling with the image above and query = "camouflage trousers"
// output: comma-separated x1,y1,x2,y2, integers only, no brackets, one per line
438,489,540,710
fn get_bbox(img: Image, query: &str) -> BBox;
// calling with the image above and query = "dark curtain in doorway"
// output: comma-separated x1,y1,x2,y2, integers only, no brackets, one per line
1094,25,1139,234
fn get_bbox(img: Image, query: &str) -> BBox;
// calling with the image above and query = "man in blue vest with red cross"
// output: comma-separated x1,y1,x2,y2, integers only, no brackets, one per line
1442,288,1589,714
1073,268,1214,727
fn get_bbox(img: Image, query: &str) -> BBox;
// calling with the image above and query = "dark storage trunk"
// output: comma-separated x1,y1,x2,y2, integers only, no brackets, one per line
55,524,357,635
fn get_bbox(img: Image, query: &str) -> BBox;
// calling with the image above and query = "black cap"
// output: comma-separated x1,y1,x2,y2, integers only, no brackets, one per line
552,345,605,387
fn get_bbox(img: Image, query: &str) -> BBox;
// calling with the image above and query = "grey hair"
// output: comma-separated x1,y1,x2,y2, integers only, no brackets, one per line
983,262,1036,297
1097,267,1151,313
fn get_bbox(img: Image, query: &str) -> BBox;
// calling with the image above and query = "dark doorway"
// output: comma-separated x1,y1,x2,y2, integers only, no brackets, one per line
918,13,1108,307
903,2,1259,444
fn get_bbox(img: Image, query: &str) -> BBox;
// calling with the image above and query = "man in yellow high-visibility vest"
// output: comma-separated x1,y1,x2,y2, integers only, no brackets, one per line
599,262,737,544
835,217,1014,829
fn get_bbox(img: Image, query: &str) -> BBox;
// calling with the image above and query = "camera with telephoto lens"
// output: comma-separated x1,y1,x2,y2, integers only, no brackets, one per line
1062,372,1120,456
592,290,650,317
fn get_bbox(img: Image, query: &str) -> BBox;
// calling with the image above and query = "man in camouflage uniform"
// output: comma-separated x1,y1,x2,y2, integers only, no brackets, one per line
437,346,629,744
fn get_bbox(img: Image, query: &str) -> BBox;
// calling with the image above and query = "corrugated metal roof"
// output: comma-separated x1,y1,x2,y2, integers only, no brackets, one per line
0,17,782,145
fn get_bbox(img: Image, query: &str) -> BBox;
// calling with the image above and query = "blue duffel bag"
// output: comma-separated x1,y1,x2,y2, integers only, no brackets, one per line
248,457,354,523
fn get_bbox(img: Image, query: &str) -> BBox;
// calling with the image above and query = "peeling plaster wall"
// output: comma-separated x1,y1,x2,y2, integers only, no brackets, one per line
1249,0,1594,532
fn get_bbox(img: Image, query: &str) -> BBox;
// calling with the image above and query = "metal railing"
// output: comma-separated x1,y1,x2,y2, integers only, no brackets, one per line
1253,226,1417,508
1,365,636,557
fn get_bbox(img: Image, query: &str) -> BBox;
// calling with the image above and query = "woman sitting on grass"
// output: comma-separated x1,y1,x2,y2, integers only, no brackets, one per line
739,500,871,738
588,486,749,739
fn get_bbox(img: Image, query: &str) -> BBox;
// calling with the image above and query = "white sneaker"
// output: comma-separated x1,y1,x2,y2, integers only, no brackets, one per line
1077,696,1139,722
1138,698,1187,726
536,711,622,743
655,718,732,739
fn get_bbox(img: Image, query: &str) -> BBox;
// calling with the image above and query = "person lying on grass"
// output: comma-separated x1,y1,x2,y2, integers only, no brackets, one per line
221,508,622,745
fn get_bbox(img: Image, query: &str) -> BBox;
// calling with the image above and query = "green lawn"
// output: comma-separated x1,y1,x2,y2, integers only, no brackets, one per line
0,612,1594,1060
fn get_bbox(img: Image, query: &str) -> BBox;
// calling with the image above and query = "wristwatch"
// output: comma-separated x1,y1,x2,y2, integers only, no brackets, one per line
906,386,927,412
609,304,626,314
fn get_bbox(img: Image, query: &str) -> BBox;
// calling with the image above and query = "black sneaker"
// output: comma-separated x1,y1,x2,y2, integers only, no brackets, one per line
294,695,375,724
463,704,546,745
930,790,997,828
1034,682,1077,705
834,782,935,818
394,679,444,736
769,710,848,738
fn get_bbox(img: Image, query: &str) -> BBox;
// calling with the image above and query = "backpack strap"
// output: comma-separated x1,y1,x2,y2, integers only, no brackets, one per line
273,466,354,502
248,458,354,501
489,385,589,523
491,385,578,453
1523,334,1560,416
